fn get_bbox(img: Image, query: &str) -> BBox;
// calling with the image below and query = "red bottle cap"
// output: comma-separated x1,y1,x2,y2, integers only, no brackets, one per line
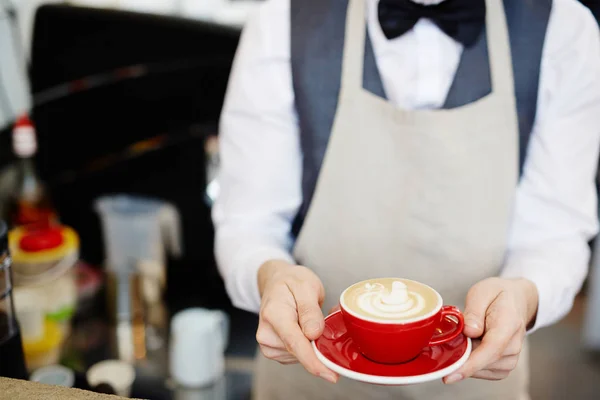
19,227,64,252
14,114,34,128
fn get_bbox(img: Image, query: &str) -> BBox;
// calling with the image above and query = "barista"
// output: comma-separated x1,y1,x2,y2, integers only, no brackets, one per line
214,0,600,398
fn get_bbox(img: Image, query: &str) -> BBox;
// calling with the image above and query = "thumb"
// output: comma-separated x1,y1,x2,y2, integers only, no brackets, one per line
463,280,500,338
292,283,326,341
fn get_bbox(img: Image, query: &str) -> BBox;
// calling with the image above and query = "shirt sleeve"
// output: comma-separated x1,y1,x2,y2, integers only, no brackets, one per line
212,0,300,314
501,0,600,332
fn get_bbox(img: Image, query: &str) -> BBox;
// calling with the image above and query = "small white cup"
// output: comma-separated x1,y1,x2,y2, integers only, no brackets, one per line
169,308,229,387
86,360,135,398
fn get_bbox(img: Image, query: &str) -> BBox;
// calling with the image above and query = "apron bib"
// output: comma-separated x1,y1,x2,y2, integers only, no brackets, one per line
254,0,529,398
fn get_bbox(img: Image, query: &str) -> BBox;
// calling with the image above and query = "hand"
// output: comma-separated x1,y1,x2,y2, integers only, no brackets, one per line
328,305,341,315
256,260,338,383
444,277,538,384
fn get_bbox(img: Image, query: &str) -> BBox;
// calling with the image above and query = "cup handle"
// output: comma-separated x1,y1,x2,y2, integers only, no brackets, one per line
428,306,464,346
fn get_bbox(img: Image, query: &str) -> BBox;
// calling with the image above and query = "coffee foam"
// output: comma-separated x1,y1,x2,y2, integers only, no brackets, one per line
342,278,440,322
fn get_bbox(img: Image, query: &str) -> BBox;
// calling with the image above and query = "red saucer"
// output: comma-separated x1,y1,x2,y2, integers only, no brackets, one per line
312,311,471,385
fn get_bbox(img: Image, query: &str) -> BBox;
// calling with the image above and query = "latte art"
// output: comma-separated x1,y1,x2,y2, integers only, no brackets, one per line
342,278,440,322
356,281,427,319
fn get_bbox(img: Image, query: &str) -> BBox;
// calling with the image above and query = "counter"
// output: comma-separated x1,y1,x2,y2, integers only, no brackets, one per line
0,377,141,400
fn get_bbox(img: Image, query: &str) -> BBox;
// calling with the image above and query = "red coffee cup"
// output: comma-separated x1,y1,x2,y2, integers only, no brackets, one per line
339,279,464,364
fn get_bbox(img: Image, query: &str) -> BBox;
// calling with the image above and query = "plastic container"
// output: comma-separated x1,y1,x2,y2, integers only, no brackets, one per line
22,319,63,372
13,286,45,341
9,225,79,335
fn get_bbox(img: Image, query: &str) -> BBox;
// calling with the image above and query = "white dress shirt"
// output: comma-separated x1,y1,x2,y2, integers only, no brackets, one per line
213,0,600,332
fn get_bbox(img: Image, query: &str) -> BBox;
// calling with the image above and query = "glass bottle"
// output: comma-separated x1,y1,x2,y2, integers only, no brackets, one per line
9,115,57,229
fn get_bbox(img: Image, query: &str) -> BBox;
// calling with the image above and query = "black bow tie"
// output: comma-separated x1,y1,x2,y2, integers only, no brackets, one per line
378,0,486,48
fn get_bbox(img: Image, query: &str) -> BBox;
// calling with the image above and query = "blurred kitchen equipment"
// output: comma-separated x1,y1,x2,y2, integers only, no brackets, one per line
20,318,63,372
29,365,75,388
9,115,58,229
94,194,182,281
105,270,146,362
73,261,104,315
9,225,79,335
95,195,182,362
13,287,44,341
169,308,229,387
174,377,226,400
87,359,135,398
0,221,28,380
7,224,74,372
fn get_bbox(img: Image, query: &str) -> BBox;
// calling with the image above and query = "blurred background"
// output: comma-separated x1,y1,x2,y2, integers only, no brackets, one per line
0,0,599,399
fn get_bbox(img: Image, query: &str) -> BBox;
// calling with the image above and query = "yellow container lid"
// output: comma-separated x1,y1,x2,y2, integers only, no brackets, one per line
9,226,79,265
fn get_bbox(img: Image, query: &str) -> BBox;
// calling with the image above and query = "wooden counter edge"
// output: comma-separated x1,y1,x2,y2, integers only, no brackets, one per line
0,377,146,400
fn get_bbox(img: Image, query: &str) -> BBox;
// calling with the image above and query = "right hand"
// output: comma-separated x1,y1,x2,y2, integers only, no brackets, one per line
256,260,338,383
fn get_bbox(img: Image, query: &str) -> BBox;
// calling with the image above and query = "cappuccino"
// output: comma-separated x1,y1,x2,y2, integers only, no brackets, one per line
341,278,440,322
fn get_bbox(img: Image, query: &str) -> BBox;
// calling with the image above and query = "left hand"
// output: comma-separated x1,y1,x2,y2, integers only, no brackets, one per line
443,277,539,384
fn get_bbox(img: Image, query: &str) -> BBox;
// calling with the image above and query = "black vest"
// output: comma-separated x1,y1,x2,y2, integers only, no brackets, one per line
290,0,552,235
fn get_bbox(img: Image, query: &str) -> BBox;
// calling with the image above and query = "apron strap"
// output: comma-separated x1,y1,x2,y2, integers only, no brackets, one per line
340,0,368,94
485,0,515,98
341,0,516,101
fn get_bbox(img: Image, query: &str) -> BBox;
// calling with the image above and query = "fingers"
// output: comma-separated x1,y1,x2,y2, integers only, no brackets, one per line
483,355,519,372
503,336,523,356
451,302,518,381
471,369,510,381
257,316,299,364
462,279,502,338
259,344,298,364
458,324,514,379
469,355,519,380
444,328,512,384
289,280,326,341
257,267,337,383
445,279,529,385
259,297,337,383
256,319,287,348
271,313,337,383
447,341,519,384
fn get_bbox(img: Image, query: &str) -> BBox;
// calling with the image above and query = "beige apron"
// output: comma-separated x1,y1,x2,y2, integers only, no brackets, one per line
254,0,530,398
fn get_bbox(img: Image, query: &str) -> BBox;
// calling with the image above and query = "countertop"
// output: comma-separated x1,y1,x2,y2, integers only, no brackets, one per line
58,273,259,400
0,377,139,400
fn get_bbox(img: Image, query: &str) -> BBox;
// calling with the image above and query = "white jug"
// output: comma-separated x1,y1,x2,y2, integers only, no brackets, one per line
169,308,229,387
95,194,182,292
